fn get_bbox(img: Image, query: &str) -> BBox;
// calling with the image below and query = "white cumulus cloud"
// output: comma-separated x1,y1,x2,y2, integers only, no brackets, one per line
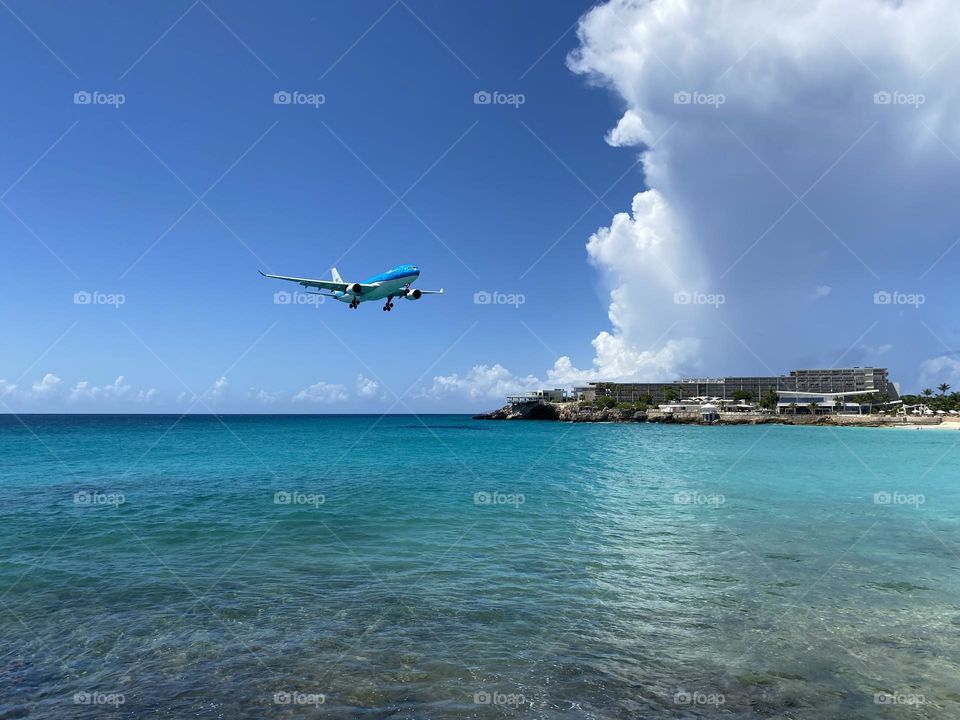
0,373,158,408
564,0,960,380
31,373,62,396
207,376,230,402
69,376,133,402
356,375,380,398
605,108,647,147
136,388,159,403
293,381,349,404
918,355,960,389
250,388,285,405
424,364,541,400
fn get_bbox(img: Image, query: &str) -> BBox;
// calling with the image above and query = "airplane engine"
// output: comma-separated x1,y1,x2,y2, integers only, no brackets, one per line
404,289,422,300
348,283,363,295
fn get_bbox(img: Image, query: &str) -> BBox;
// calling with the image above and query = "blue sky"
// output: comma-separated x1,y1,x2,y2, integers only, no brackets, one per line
2,0,959,412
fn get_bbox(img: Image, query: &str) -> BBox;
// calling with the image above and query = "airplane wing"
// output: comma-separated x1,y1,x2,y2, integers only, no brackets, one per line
258,271,377,294
407,288,444,295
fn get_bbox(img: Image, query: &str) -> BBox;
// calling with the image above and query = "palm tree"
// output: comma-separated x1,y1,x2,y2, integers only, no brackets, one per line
807,402,819,416
853,393,874,415
922,388,934,398
938,383,951,396
788,402,798,416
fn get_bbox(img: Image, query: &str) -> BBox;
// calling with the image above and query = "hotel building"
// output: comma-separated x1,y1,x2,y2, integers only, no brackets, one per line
571,367,898,405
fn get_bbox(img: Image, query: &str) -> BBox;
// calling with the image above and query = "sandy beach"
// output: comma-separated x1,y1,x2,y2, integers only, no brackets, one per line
886,418,960,431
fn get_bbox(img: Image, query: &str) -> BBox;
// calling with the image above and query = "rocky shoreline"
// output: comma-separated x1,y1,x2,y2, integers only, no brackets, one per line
473,402,944,427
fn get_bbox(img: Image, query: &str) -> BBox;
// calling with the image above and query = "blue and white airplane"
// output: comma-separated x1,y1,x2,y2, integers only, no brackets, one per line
259,264,443,311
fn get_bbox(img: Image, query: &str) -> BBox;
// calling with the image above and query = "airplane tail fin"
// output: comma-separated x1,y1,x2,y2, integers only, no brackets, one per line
331,267,343,283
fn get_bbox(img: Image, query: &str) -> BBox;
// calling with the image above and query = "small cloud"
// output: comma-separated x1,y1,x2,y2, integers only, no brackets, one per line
605,109,648,147
293,381,348,404
3,373,157,407
919,355,960,387
250,388,285,405
136,388,158,403
32,373,62,396
356,375,379,398
69,376,132,402
424,364,540,400
812,285,832,300
206,376,229,402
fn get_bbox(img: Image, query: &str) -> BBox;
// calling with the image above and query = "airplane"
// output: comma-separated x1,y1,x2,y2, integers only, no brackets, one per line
259,264,443,311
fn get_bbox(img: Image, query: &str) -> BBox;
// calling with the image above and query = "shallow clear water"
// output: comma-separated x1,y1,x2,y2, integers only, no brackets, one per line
1,415,958,719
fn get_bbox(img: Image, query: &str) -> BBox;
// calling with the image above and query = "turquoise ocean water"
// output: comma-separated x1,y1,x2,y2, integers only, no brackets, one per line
1,414,958,719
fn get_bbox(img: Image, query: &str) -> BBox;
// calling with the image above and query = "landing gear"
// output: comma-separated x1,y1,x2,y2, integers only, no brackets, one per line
382,296,395,312
349,299,359,309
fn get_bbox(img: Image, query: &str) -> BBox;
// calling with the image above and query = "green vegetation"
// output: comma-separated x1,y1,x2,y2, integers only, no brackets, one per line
595,395,617,410
852,393,876,414
731,390,753,402
759,388,778,410
590,395,648,413
901,386,960,413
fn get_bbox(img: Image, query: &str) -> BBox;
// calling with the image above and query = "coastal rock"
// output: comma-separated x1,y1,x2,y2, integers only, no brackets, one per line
474,402,944,428
472,402,559,421
474,402,647,423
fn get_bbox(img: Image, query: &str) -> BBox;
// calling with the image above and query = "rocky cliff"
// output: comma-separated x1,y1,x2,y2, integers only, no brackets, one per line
473,402,938,427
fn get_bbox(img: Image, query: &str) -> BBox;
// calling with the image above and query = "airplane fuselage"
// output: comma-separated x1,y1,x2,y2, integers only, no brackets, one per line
333,264,420,303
